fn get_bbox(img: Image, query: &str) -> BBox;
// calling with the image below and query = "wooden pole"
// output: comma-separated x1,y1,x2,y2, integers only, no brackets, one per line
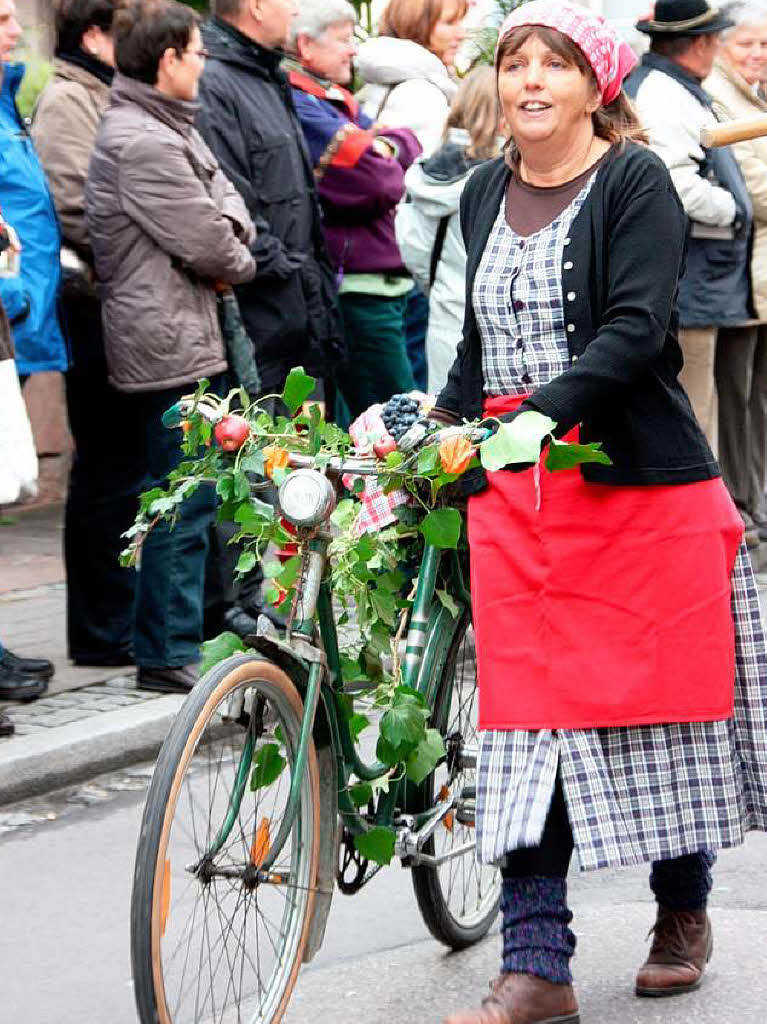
701,115,767,148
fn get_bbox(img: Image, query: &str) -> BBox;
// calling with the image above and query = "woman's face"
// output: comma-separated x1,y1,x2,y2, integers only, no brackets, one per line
0,0,22,64
428,0,466,68
720,21,767,85
162,26,206,101
498,33,599,152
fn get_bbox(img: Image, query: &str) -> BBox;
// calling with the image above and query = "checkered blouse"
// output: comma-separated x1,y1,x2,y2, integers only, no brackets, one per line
472,189,767,870
475,175,595,396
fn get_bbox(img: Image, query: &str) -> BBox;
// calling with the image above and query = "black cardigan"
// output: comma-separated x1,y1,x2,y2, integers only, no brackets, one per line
435,142,720,494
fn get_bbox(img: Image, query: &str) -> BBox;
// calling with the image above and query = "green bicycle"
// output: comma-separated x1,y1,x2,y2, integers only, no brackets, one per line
129,416,500,1024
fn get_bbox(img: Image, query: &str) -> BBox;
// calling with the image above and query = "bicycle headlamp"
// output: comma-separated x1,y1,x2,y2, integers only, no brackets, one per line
278,469,336,528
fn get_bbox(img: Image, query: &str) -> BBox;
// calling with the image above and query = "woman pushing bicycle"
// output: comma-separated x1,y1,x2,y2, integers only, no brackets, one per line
434,3,767,1022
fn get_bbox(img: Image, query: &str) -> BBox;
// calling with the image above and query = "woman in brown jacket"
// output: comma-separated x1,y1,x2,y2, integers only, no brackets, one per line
32,0,137,668
85,0,256,692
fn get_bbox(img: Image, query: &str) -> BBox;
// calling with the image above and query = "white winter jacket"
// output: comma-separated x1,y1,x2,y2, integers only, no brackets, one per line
630,63,736,227
396,129,483,394
356,37,457,157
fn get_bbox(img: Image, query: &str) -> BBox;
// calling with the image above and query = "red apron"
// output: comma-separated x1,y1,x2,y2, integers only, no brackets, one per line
468,395,744,731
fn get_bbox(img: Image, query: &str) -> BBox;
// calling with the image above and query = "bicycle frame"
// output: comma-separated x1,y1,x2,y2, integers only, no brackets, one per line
202,530,471,876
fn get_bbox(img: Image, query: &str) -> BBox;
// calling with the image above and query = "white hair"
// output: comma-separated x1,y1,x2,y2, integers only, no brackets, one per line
721,1,767,37
288,0,357,50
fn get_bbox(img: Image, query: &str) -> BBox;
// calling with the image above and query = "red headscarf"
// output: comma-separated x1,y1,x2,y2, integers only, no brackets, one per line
496,1,638,106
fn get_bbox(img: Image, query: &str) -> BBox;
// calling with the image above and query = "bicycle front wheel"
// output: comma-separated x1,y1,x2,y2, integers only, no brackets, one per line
131,655,320,1024
412,613,501,950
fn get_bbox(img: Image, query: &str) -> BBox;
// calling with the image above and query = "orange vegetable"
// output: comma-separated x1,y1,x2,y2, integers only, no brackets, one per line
264,445,290,479
439,434,473,476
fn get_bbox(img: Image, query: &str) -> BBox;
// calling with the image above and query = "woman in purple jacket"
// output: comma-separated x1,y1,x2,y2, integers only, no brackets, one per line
287,0,422,421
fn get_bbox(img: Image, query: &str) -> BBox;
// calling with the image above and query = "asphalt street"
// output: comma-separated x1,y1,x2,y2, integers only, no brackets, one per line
1,767,766,1023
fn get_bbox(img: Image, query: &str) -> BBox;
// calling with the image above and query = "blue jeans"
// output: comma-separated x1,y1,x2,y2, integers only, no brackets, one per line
127,376,225,669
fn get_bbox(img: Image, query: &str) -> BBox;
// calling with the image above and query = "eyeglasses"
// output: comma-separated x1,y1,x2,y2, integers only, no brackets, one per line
178,47,209,60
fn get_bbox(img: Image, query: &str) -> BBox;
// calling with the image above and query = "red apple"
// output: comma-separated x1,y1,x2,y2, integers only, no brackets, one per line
373,434,397,458
214,414,250,452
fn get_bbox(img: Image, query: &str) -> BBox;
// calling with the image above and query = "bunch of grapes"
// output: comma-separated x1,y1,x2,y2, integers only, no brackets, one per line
381,393,421,442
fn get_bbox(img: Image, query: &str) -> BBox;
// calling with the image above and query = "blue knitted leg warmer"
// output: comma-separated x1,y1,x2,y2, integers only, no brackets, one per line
650,850,716,911
500,876,576,984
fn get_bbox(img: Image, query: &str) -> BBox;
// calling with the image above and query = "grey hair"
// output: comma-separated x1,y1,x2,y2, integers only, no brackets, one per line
720,1,767,37
288,0,357,50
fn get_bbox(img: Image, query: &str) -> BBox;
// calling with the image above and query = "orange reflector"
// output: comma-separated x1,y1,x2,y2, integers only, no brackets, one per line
444,812,454,832
251,817,271,868
438,785,449,801
161,859,171,936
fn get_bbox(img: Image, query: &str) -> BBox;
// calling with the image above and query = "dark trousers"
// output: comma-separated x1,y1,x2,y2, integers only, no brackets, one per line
125,376,224,668
716,324,767,519
336,291,414,424
404,285,429,393
501,775,714,911
62,292,138,663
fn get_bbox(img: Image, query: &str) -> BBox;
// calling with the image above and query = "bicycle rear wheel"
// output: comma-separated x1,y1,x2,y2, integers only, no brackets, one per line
412,613,500,949
131,655,320,1024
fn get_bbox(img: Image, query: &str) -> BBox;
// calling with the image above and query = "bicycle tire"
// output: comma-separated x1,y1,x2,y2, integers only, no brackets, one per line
411,612,500,950
131,654,320,1024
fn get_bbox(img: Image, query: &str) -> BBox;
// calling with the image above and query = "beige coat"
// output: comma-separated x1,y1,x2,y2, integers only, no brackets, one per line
86,74,256,393
706,59,767,319
31,59,111,251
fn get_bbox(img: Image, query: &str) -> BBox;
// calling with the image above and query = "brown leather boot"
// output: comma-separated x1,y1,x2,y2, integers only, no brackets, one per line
444,972,580,1024
635,907,713,997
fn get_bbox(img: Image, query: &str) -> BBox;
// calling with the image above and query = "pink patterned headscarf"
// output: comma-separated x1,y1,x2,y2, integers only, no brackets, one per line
496,1,638,106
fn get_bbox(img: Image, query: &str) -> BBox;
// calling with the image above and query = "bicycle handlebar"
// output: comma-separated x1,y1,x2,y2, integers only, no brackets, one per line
166,398,488,476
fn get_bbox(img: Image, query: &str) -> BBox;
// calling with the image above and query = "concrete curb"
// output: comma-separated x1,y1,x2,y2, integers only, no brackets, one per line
0,694,185,804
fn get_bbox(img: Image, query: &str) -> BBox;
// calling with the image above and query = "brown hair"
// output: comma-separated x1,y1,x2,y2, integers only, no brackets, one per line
497,25,648,149
113,0,198,84
378,0,468,53
444,66,501,159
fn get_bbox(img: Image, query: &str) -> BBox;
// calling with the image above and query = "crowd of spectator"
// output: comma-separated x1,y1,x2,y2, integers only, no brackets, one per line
3,0,767,734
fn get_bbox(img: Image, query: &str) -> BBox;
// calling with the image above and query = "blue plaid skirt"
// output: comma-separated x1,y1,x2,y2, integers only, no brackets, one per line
475,543,767,870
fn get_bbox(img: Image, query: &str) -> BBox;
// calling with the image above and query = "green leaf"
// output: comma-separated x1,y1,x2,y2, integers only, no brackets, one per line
420,508,462,549
250,743,287,791
545,440,612,471
370,589,398,627
436,588,460,619
405,728,446,785
479,411,556,472
348,781,374,807
281,367,316,414
354,826,396,866
385,451,404,470
349,712,370,742
417,445,440,474
241,452,266,476
380,700,428,759
199,631,246,676
236,550,257,575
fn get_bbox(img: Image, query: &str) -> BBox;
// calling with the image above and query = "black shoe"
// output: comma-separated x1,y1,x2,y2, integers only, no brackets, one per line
224,605,285,641
0,648,54,680
0,657,49,701
0,712,15,738
137,664,199,694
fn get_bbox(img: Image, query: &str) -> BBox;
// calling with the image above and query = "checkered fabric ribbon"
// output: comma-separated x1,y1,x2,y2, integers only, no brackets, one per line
345,404,411,536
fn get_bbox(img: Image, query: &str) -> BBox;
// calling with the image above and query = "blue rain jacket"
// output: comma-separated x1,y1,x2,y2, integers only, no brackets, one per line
0,62,68,373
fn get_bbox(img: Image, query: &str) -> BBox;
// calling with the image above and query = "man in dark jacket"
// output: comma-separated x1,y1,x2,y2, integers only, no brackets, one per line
197,0,345,396
197,0,345,640
626,1,754,525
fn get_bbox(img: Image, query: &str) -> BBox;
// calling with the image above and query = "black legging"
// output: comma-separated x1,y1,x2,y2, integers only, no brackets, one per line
501,775,574,880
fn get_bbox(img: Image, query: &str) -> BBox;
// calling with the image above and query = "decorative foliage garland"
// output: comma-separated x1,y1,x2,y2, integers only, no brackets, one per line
122,369,609,864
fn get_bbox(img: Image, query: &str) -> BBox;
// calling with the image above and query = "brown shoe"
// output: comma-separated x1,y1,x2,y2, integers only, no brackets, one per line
635,907,713,997
444,972,580,1024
